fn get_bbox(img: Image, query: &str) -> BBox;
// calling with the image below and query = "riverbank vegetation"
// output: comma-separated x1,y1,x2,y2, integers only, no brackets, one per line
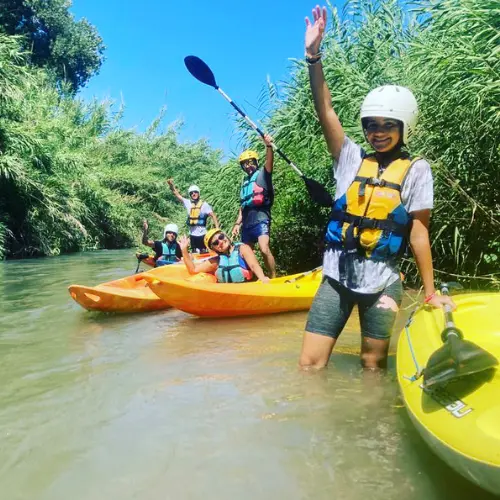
0,0,498,286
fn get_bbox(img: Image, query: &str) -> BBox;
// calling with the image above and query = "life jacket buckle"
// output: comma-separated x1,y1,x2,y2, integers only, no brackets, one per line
369,177,386,187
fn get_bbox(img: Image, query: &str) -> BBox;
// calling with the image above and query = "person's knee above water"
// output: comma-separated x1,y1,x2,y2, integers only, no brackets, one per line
141,220,182,267
178,229,270,284
231,134,276,278
299,6,455,370
167,178,219,253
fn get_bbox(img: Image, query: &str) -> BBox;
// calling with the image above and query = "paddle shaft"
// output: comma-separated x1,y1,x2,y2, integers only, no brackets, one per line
216,87,304,177
284,266,322,283
184,55,332,206
441,284,463,340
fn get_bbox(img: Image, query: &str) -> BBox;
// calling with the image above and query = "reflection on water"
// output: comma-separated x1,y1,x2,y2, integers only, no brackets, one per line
0,250,496,499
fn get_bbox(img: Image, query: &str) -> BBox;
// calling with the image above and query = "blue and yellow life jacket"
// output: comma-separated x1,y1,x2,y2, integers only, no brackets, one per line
326,155,418,283
156,241,178,266
240,170,270,209
215,244,254,283
187,199,207,227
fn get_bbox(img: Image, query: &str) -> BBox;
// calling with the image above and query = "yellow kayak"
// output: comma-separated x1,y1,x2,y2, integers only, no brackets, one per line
397,292,500,495
68,264,192,313
143,270,322,317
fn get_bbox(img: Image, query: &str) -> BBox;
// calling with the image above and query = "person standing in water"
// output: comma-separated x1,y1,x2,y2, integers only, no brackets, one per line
167,180,219,253
299,6,455,370
231,134,277,278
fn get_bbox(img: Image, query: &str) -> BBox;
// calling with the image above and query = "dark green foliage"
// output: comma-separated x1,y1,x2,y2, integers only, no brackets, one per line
0,0,104,91
0,35,221,258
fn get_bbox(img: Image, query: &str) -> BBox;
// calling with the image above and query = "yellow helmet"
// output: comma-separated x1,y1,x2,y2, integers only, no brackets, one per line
204,228,222,250
238,150,259,163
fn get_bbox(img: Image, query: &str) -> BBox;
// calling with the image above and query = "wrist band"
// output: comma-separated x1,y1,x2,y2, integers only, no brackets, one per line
305,52,322,65
424,292,436,304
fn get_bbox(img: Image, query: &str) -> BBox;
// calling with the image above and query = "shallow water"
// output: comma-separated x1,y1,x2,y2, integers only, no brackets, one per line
0,250,496,500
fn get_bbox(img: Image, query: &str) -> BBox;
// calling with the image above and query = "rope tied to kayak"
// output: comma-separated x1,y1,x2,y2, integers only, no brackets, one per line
403,307,424,382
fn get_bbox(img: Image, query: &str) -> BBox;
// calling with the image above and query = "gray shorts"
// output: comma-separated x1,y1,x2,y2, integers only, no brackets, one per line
305,276,403,340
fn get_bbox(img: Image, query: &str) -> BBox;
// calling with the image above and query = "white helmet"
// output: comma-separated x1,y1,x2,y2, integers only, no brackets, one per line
188,185,200,195
360,85,418,144
164,223,178,236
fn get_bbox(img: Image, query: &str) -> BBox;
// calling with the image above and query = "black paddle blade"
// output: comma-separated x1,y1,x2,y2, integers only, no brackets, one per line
423,335,498,388
184,56,218,88
303,177,333,207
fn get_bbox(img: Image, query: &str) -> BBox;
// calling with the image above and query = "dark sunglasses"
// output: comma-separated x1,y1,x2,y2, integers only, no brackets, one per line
364,122,399,133
209,233,226,248
240,159,257,167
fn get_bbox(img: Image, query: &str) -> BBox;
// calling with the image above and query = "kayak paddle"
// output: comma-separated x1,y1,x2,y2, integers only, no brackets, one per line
423,282,498,388
135,252,150,273
183,55,333,207
284,266,322,283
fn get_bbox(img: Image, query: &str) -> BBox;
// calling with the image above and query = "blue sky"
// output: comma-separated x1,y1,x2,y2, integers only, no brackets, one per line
71,0,336,159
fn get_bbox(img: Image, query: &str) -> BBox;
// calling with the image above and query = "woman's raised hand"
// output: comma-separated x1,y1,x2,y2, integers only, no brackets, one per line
178,235,190,252
305,5,327,57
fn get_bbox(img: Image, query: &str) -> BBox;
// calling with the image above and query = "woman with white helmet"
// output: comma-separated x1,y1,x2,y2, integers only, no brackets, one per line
299,6,455,371
141,219,182,267
167,179,219,253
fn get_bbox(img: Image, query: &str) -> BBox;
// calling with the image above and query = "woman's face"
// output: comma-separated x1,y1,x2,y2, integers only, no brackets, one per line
210,232,231,254
165,232,176,243
364,117,402,152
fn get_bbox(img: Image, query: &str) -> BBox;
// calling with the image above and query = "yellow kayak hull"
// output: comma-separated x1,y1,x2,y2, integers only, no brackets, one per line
68,264,192,313
144,271,322,317
397,293,500,495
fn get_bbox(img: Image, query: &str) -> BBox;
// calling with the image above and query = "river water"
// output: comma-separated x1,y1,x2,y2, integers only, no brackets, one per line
0,250,496,500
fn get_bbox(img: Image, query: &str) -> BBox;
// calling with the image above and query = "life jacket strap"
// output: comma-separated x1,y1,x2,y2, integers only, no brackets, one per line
354,176,402,197
329,211,409,236
220,264,241,283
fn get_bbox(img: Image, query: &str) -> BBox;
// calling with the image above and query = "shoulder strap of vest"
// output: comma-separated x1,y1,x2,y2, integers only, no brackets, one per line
353,156,378,197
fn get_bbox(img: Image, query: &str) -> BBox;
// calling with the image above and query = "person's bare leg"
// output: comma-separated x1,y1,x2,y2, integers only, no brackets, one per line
360,336,390,369
299,331,337,369
257,234,276,278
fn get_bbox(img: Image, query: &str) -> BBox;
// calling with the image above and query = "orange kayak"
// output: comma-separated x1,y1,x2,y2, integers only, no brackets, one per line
143,270,322,317
68,264,192,313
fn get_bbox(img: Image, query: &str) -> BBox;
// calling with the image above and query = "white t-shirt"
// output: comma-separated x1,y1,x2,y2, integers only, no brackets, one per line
182,198,213,236
323,136,434,294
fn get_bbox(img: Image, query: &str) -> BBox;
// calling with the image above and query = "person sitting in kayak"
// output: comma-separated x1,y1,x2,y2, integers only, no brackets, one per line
141,220,182,267
231,134,277,278
179,229,270,284
299,6,455,371
167,179,219,253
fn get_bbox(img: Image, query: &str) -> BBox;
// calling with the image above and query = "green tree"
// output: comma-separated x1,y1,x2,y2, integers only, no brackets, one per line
0,0,104,91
